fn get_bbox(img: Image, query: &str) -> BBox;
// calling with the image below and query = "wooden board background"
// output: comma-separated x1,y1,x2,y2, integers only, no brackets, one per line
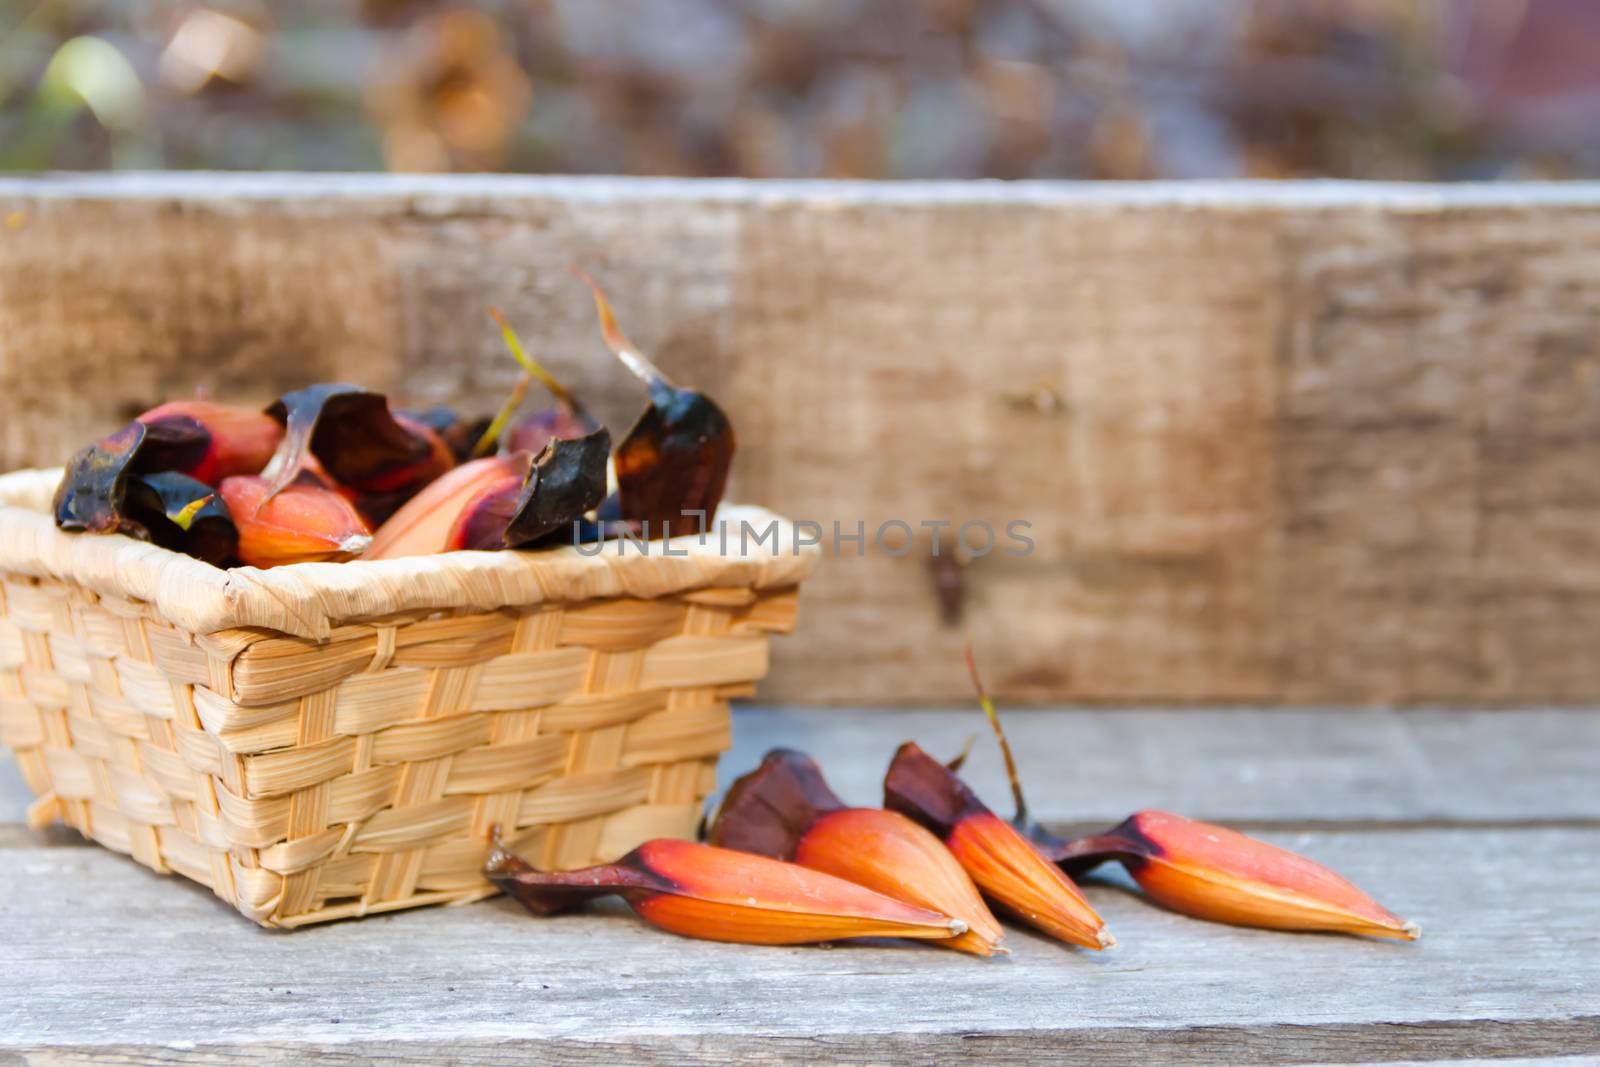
2,175,1600,705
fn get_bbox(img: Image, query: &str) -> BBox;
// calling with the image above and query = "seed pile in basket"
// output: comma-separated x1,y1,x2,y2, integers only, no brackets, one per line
488,648,1422,953
51,276,733,568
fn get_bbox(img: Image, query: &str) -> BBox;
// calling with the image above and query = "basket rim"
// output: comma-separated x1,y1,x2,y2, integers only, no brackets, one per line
0,467,817,639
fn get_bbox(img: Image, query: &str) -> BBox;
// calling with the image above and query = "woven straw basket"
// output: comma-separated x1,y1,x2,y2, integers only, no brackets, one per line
0,468,816,927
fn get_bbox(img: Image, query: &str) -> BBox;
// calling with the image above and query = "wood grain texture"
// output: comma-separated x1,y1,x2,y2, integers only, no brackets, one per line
4,1033,1598,1067
4,175,1600,703
2,827,1595,1064
6,706,1597,1063
721,706,1600,825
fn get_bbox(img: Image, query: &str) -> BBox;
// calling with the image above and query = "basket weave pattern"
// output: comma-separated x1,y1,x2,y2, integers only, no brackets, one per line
0,469,811,927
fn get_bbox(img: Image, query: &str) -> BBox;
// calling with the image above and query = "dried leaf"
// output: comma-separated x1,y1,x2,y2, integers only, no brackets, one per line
54,421,147,534
122,471,237,567
400,404,492,464
54,401,283,537
504,428,612,547
263,384,453,514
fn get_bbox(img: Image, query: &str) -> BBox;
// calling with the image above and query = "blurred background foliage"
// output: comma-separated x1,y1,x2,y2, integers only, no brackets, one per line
3,0,1600,179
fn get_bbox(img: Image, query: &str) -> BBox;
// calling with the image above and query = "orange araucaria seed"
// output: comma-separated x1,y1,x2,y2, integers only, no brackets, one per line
135,400,284,485
218,474,373,568
365,430,610,559
365,454,529,559
959,644,1419,942
262,384,454,524
1043,811,1422,941
485,837,968,947
885,741,1112,950
54,401,283,539
709,749,1007,957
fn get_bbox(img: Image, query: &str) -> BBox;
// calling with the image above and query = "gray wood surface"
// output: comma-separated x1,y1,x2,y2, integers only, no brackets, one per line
9,175,1600,705
1,827,1594,1065
723,706,1600,825
3,707,1598,1064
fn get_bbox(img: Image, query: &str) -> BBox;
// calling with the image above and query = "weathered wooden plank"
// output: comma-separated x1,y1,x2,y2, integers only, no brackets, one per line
5,176,1600,705
1,827,1595,1064
5,1036,1598,1067
7,707,1600,830
722,706,1600,825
